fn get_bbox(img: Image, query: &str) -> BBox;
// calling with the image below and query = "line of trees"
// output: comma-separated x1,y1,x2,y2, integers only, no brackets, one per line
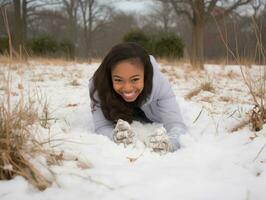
0,0,266,68
0,0,115,59
156,0,265,68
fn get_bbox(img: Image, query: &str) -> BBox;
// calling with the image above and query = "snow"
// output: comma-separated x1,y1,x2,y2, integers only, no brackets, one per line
0,61,266,200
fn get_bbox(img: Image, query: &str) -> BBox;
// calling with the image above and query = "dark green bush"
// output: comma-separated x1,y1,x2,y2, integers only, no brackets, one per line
154,32,184,59
123,30,184,59
0,37,9,54
123,30,150,52
31,36,58,56
58,40,74,58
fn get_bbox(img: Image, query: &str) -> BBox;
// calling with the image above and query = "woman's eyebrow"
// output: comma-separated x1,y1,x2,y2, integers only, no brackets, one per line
112,75,141,78
112,75,122,78
130,75,141,78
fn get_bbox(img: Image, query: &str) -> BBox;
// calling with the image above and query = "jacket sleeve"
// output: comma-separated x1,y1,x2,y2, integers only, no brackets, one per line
89,80,114,139
150,57,187,151
157,93,187,151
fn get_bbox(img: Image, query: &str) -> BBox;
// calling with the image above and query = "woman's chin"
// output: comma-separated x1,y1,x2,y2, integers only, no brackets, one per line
122,96,137,102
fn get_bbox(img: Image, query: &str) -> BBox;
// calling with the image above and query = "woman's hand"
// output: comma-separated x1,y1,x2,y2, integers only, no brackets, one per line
113,119,135,145
148,128,171,153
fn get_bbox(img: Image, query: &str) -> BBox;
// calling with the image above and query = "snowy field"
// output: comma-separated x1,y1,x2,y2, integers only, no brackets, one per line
0,60,266,200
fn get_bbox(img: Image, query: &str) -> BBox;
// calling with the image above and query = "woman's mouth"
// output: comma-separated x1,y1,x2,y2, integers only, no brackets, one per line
121,91,138,101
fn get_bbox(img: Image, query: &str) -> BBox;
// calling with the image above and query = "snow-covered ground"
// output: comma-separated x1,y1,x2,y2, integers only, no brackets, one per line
0,60,266,200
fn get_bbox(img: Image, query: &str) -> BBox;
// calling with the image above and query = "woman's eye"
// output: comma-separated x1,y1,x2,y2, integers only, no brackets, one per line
114,79,122,82
132,78,139,82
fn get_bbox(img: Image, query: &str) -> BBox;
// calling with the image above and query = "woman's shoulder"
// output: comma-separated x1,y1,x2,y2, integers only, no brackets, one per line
146,55,173,101
149,55,160,72
149,55,168,85
88,78,94,92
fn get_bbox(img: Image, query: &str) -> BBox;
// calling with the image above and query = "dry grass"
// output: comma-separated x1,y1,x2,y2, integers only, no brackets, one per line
0,55,70,66
0,68,91,189
39,100,55,129
158,57,191,67
249,105,266,131
204,57,258,66
216,16,266,132
185,79,215,100
30,57,78,66
238,63,266,131
0,56,102,65
200,96,213,103
0,81,52,190
185,88,202,100
219,96,231,102
227,70,238,79
200,81,215,93
0,9,60,190
230,119,249,132
156,53,257,67
66,103,78,107
30,76,45,82
0,55,102,69
69,79,81,86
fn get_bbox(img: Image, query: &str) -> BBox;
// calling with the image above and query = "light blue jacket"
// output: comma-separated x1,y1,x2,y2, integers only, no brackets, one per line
89,55,187,151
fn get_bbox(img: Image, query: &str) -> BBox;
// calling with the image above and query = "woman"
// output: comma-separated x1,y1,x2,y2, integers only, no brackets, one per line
89,42,187,152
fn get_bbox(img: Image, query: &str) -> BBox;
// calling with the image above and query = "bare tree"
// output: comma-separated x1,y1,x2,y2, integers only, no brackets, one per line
78,0,112,59
0,1,12,37
0,0,12,7
59,0,79,59
92,11,138,56
27,9,69,40
149,1,177,32
250,0,265,18
12,0,26,54
157,0,253,69
1,0,45,55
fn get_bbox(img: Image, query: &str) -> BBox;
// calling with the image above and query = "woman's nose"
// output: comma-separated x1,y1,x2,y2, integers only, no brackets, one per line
123,82,133,92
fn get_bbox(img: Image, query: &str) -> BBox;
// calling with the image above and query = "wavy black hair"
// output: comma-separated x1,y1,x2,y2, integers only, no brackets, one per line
90,42,153,123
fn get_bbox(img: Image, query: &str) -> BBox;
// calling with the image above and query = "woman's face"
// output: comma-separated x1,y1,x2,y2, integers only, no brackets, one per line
111,60,144,102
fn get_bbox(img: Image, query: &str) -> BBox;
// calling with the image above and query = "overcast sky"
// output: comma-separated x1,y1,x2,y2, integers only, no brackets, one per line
113,1,154,13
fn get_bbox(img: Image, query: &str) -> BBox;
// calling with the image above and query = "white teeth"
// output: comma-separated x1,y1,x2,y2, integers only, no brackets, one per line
123,92,135,97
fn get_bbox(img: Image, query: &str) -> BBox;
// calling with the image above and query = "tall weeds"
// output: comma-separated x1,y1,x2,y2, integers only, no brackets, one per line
215,17,266,132
0,7,52,190
0,72,53,190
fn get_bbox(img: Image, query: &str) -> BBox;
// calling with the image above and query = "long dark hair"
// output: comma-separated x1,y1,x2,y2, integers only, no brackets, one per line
90,42,153,123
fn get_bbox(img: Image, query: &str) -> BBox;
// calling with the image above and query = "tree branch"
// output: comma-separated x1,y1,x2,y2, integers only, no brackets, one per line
215,0,253,20
169,0,193,22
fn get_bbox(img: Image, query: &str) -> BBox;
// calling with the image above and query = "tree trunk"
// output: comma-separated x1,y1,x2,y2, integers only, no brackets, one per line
64,0,78,59
87,2,93,61
13,0,22,53
191,21,204,69
13,0,27,57
22,0,27,46
69,17,76,59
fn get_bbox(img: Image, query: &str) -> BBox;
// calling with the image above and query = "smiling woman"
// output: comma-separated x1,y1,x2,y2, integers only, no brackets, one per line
89,42,187,152
111,59,144,102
